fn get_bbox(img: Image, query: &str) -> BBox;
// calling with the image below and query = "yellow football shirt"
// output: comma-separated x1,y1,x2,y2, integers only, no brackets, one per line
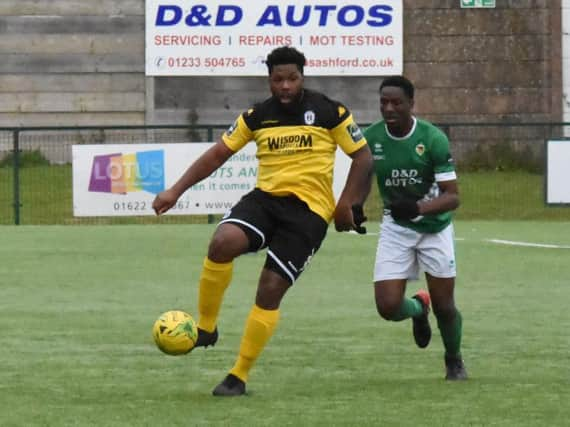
222,89,367,222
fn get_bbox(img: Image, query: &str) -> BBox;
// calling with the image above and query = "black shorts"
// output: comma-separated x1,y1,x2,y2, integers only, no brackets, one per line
219,188,329,284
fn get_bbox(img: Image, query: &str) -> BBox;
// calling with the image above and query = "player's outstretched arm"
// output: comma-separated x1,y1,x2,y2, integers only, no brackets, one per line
334,145,373,232
152,140,235,215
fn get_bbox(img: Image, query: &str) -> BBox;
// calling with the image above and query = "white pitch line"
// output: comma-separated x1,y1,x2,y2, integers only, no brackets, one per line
346,233,569,249
347,230,378,236
486,239,570,249
347,231,467,240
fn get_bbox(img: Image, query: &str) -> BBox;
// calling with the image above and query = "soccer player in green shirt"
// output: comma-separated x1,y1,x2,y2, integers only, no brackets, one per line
362,75,467,380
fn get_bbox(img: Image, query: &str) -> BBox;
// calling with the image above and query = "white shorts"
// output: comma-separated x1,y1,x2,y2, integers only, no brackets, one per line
374,216,456,282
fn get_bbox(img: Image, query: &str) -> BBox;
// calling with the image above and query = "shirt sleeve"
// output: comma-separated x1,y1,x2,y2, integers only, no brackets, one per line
221,114,253,152
330,113,368,155
430,128,457,182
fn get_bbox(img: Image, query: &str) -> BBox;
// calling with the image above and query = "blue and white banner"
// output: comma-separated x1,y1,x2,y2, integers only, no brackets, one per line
145,0,403,76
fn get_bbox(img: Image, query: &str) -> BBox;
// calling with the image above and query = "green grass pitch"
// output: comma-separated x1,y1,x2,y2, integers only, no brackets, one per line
1,221,569,426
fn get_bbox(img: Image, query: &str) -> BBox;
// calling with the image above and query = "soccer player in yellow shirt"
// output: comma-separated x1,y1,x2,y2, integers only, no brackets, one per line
152,46,373,396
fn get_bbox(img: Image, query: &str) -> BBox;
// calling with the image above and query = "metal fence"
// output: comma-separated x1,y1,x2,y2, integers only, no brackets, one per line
1,123,569,225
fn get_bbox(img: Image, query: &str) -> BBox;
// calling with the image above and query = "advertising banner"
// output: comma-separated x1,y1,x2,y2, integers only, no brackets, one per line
72,143,353,216
145,0,403,76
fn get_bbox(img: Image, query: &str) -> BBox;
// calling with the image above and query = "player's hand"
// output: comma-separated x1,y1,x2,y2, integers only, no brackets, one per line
152,188,179,215
389,198,420,221
351,204,367,234
333,202,354,232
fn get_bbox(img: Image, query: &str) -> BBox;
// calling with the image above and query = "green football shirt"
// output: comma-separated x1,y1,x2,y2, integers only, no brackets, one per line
363,117,457,233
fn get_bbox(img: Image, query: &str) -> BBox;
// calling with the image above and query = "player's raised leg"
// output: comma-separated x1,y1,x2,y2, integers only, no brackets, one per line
411,289,432,349
375,279,432,348
195,223,249,348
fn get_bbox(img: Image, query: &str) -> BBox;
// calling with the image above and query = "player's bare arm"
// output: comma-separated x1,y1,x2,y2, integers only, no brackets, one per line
417,180,460,216
152,140,235,215
334,144,374,231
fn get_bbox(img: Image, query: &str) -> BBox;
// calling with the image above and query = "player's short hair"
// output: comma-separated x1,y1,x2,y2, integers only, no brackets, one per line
266,46,306,75
380,76,415,99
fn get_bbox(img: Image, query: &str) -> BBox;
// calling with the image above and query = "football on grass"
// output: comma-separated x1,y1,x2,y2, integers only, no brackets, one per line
152,310,198,355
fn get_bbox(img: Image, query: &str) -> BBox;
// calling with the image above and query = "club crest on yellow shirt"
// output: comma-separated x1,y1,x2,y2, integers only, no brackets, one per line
304,110,315,125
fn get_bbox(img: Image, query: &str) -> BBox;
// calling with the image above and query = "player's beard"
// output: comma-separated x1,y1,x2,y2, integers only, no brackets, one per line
277,89,305,114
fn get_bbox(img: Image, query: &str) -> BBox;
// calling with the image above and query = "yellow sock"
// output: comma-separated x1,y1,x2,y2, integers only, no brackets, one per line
197,257,233,333
230,304,280,383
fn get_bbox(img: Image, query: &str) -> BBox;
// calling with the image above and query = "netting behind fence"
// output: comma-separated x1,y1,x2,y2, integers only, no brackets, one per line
0,124,568,225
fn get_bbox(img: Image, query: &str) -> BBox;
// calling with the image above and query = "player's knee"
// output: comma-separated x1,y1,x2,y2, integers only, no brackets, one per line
207,230,247,262
375,298,400,321
433,304,457,323
255,269,291,310
207,234,227,260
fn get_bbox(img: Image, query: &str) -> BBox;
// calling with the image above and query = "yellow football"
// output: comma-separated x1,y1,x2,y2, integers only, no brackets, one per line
152,310,198,355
